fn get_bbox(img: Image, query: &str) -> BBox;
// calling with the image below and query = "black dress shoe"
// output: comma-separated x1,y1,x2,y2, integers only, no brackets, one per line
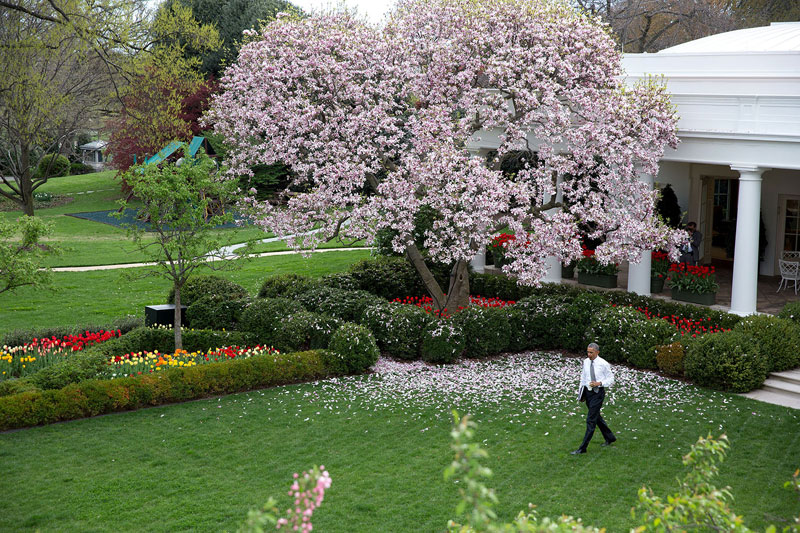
601,439,617,447
570,449,586,455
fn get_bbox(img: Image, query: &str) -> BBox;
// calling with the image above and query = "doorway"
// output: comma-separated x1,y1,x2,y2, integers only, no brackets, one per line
779,196,800,255
710,178,739,261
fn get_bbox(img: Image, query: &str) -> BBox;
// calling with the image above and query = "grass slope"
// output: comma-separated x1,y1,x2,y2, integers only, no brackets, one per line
0,250,372,337
0,354,797,532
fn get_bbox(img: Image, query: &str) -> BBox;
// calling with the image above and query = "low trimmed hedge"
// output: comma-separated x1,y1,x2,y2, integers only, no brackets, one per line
239,298,305,344
622,318,678,369
297,286,385,323
421,321,465,364
272,312,343,353
585,307,647,364
187,296,250,330
361,302,433,360
0,350,333,431
258,273,319,299
452,306,510,359
733,315,800,372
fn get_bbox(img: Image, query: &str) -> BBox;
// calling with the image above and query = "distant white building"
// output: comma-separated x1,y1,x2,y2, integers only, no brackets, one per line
621,22,800,315
78,140,108,170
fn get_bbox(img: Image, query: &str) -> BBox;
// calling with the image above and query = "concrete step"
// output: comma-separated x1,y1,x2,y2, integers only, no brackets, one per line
741,389,800,410
770,369,800,387
762,377,800,397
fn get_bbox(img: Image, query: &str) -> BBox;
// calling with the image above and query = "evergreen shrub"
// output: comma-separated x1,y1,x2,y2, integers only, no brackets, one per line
347,256,425,299
319,272,360,291
187,295,250,330
297,286,384,323
733,315,800,372
69,162,94,175
361,302,432,360
778,301,800,324
258,273,317,299
37,154,70,178
684,330,768,392
327,323,379,373
452,306,510,359
622,318,678,369
166,275,248,306
421,320,465,364
584,306,647,363
272,312,342,353
239,298,305,344
512,294,574,350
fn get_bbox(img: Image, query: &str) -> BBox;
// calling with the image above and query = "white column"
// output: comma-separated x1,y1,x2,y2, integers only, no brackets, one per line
627,172,654,296
729,165,768,316
470,248,486,274
543,175,563,283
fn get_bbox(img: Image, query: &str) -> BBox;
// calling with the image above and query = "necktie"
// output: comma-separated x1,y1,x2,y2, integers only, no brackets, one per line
590,360,598,392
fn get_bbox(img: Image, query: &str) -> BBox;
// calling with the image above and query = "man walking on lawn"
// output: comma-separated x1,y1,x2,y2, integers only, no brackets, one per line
571,342,616,454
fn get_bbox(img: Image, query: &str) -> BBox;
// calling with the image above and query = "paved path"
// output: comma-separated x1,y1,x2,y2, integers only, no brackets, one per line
52,247,369,272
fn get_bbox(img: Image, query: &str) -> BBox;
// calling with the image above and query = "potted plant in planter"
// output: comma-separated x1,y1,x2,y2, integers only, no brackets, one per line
489,233,515,268
667,262,719,305
651,250,670,293
576,247,618,288
562,260,576,279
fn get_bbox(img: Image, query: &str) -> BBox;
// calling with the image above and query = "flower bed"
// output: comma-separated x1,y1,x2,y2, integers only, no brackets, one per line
624,305,730,337
392,295,515,317
1,330,122,380
104,345,281,379
667,263,719,294
576,246,619,276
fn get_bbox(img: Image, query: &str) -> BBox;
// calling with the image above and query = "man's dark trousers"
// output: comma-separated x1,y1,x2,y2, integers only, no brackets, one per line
578,388,615,452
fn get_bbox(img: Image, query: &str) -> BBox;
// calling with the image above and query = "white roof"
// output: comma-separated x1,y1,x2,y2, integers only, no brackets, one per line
659,22,800,54
79,140,108,150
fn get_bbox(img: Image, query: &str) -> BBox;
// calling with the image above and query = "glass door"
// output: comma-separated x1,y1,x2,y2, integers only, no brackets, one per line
781,197,800,254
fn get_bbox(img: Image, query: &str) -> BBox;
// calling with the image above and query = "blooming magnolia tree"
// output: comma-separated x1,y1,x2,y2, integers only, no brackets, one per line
206,0,684,312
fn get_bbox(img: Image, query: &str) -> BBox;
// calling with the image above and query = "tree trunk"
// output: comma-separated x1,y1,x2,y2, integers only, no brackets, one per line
405,244,471,315
20,145,34,216
174,283,183,350
444,260,470,313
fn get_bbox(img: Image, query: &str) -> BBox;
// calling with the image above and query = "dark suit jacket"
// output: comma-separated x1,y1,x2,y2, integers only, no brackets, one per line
690,230,702,263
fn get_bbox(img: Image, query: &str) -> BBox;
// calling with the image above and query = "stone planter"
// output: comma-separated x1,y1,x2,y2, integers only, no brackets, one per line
671,288,716,306
650,276,665,293
577,272,618,288
562,263,576,279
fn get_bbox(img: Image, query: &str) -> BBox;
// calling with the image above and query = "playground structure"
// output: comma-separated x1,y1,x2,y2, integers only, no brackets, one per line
123,137,226,220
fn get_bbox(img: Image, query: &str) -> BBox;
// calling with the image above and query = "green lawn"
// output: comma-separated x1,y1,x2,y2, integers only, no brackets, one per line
0,250,372,337
1,172,365,267
0,353,797,532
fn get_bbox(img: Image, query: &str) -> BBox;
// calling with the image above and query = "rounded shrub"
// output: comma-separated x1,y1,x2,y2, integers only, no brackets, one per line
327,323,380,373
621,318,678,369
297,286,385,323
272,311,343,353
167,275,249,306
451,306,510,359
584,306,647,363
684,330,768,392
187,295,250,330
37,154,70,178
362,302,433,360
239,298,306,344
257,273,318,299
421,320,465,364
778,301,800,325
347,256,423,299
656,341,685,377
513,294,574,350
69,161,93,175
563,292,610,351
733,315,800,372
319,272,360,291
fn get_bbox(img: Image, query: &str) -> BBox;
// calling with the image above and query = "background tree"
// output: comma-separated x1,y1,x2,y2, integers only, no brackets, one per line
0,216,57,294
105,2,221,172
156,0,301,78
208,0,683,314
115,148,241,349
0,0,220,212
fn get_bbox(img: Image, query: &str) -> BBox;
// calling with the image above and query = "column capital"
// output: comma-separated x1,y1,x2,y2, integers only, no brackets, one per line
730,165,770,179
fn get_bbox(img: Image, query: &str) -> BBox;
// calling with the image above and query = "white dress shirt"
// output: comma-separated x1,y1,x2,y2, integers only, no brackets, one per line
577,355,615,399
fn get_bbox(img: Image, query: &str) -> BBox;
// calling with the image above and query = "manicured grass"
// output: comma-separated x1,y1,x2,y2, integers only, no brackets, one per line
2,172,355,267
0,250,372,337
0,354,797,532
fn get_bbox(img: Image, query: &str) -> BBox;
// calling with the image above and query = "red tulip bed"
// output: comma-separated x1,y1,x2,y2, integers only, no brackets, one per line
622,305,730,337
1,330,121,380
